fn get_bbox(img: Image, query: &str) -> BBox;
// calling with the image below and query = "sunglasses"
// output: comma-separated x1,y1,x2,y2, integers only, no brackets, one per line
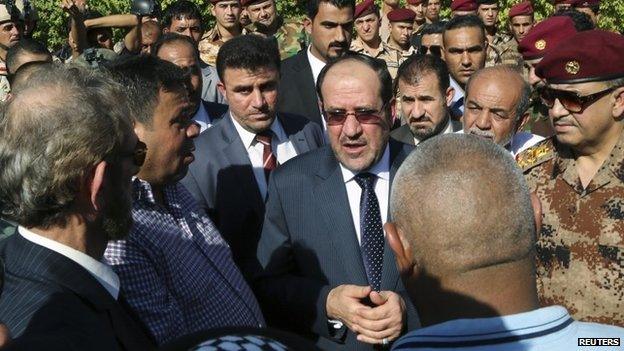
323,105,387,126
540,86,616,113
417,45,442,57
120,140,147,167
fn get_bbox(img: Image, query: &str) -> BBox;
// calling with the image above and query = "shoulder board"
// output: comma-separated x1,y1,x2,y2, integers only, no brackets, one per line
515,137,556,172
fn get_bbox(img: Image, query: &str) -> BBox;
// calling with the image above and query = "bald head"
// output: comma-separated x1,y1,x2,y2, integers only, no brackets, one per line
390,134,535,276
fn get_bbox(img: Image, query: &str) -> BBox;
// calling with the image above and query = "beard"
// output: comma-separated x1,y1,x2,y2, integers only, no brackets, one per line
409,114,449,141
101,179,134,241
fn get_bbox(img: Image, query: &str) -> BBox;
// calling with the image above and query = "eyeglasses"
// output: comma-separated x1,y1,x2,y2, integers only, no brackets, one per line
539,86,617,113
323,104,387,126
417,45,442,57
119,140,147,167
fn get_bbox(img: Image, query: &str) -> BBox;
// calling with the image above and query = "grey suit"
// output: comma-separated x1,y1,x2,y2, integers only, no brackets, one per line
253,140,419,350
200,62,225,104
390,120,463,146
181,112,324,279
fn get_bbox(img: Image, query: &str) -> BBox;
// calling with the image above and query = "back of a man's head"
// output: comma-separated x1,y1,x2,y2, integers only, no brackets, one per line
5,38,51,75
391,134,535,277
162,0,203,30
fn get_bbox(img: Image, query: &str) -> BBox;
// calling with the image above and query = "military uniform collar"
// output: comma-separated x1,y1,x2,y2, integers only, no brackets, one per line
203,25,246,43
250,15,284,36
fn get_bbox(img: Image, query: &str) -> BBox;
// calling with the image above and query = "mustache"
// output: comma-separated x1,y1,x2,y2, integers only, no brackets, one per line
468,127,495,139
329,41,348,49
409,115,431,123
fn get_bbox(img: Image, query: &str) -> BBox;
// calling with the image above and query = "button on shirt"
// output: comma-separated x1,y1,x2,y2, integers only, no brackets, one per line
19,226,120,299
340,146,390,243
231,115,299,199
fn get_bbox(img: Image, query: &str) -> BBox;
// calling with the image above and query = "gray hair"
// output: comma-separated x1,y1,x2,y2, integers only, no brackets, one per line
0,64,133,228
465,65,531,123
390,134,535,275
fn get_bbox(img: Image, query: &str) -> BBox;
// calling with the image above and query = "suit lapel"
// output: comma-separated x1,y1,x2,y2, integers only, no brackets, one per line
279,114,309,155
292,52,323,126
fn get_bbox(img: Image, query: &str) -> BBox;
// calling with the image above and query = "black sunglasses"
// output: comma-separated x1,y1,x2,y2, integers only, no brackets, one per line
323,104,388,126
540,86,617,113
417,45,442,57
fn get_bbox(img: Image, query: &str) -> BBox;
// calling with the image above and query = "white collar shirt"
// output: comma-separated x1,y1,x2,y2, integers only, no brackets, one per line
449,76,465,117
339,145,390,244
19,226,120,299
231,114,299,199
193,102,212,133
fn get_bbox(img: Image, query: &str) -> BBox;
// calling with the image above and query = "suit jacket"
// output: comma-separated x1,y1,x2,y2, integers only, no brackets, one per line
253,140,419,350
200,62,225,104
180,112,324,279
201,99,228,125
0,234,154,351
277,50,323,126
390,120,462,146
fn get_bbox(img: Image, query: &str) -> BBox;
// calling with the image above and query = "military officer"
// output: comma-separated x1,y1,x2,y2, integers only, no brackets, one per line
508,1,534,45
198,0,246,66
450,0,477,17
386,8,416,77
517,30,624,327
553,0,573,12
476,0,519,67
406,0,426,36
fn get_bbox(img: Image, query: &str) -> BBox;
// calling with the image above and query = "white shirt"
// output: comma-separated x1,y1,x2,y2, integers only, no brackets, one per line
231,114,299,199
193,102,212,133
449,76,465,118
19,226,120,299
339,146,390,244
456,130,545,156
414,118,455,146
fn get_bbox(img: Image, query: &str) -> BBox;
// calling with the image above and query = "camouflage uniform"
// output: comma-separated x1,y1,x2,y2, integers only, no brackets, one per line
486,32,520,67
0,59,10,102
517,135,624,327
198,27,248,66
248,16,307,60
350,37,399,78
521,97,554,137
385,43,416,79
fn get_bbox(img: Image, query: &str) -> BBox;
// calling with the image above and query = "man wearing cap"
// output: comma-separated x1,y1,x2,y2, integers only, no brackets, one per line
517,30,624,327
350,0,397,77
0,3,21,102
198,0,246,66
386,9,416,77
518,16,577,136
379,0,399,43
571,0,600,26
553,0,573,12
508,1,534,45
243,0,307,60
476,0,519,68
406,0,426,36
451,0,477,17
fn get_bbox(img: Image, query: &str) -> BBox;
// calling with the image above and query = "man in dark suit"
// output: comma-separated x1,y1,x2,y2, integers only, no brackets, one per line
181,35,324,279
153,33,228,133
391,54,461,146
277,0,355,126
254,54,419,350
0,65,153,350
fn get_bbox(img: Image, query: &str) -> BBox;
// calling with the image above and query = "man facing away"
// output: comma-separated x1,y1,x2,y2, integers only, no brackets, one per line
386,134,624,350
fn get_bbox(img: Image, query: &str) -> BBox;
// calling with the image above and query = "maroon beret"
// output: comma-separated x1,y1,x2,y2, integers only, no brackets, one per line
451,0,477,11
536,30,624,84
354,0,377,19
571,0,600,7
518,17,577,60
240,0,260,6
509,1,534,18
387,8,416,22
407,0,424,5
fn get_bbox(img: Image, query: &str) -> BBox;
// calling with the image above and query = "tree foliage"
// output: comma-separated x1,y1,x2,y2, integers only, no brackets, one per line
31,0,623,51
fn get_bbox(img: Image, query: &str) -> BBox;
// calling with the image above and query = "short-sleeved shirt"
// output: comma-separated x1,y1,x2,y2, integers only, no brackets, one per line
248,17,307,60
385,43,417,79
486,32,517,67
517,134,624,327
350,37,399,78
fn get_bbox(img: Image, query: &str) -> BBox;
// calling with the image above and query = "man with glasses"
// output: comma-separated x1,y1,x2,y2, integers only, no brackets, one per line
255,54,418,350
415,22,444,58
517,30,624,327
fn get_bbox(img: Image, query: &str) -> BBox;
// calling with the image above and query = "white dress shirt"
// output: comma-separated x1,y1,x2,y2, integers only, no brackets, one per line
19,226,120,299
231,114,299,199
193,102,212,133
339,146,390,244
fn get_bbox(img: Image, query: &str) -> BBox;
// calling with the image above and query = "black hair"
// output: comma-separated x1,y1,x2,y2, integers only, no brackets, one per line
6,38,50,74
553,9,595,31
395,54,449,97
306,0,355,20
444,14,486,44
421,21,446,36
216,34,280,83
162,0,203,30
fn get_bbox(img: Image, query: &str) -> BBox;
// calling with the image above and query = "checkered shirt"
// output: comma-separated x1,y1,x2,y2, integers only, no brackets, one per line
105,178,265,345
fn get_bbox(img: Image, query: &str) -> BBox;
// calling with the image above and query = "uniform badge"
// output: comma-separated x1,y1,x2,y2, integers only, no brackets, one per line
516,139,555,172
535,39,546,50
565,61,580,75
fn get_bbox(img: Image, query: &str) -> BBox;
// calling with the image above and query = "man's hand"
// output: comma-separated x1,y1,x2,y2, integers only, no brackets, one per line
0,323,11,348
60,0,87,18
353,290,406,345
326,285,373,331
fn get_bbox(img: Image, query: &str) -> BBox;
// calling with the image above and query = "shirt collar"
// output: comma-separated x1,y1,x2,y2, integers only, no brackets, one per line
230,113,287,149
193,101,210,125
307,45,327,84
340,144,390,183
18,226,120,299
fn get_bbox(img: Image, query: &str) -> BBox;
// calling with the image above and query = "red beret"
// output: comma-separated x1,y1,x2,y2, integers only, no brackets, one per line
536,30,624,84
509,1,534,17
451,0,477,11
354,0,377,19
387,8,416,22
407,0,424,5
518,17,577,60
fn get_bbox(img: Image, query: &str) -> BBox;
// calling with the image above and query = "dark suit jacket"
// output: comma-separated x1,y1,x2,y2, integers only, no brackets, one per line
201,99,228,125
253,140,419,350
0,234,154,351
180,112,324,279
390,120,462,146
277,50,323,126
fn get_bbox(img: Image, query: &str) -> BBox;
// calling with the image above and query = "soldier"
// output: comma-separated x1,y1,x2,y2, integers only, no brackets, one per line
518,17,577,137
571,0,600,27
476,0,519,67
508,1,534,45
517,30,624,327
198,0,245,66
424,0,442,24
553,0,573,12
450,0,477,17
242,0,307,60
386,8,416,77
379,0,399,43
0,2,21,102
406,0,426,36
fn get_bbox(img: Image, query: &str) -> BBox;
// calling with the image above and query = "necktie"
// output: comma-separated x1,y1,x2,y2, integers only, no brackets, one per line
354,173,384,291
256,131,277,180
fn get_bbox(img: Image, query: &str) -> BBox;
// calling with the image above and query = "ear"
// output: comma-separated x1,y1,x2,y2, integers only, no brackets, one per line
210,5,216,17
445,86,455,107
515,111,530,133
385,222,414,276
303,16,312,35
88,161,108,212
217,82,227,100
612,86,624,120
530,192,542,234
134,121,147,142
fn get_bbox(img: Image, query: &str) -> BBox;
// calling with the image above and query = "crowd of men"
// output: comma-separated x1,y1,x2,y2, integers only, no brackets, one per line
0,0,622,350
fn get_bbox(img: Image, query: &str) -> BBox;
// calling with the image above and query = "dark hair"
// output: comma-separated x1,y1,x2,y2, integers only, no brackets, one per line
151,32,198,57
444,14,486,44
6,38,50,74
306,0,355,20
108,55,190,126
216,34,280,83
395,54,449,97
553,9,595,31
421,22,446,36
316,53,393,110
162,0,203,30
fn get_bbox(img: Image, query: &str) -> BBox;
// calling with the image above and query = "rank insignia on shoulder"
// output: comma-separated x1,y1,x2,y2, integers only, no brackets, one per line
516,138,555,172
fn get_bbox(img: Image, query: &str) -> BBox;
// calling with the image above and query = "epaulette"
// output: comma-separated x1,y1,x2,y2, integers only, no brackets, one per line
515,137,556,172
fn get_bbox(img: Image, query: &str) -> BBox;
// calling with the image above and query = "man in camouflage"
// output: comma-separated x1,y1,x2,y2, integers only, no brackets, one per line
476,0,519,67
406,0,426,37
198,0,246,66
517,30,624,327
386,9,416,78
242,0,307,60
0,3,21,102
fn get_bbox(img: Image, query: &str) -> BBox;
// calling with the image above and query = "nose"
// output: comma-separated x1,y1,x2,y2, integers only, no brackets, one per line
259,8,267,17
461,51,471,66
225,5,234,16
528,66,542,87
335,26,347,43
187,122,200,138
251,88,265,109
10,25,19,36
475,110,491,130
410,100,425,119
549,98,569,121
341,114,363,138
182,28,192,37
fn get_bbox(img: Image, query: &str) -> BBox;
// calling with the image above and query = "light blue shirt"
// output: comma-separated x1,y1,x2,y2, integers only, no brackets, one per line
392,306,624,350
